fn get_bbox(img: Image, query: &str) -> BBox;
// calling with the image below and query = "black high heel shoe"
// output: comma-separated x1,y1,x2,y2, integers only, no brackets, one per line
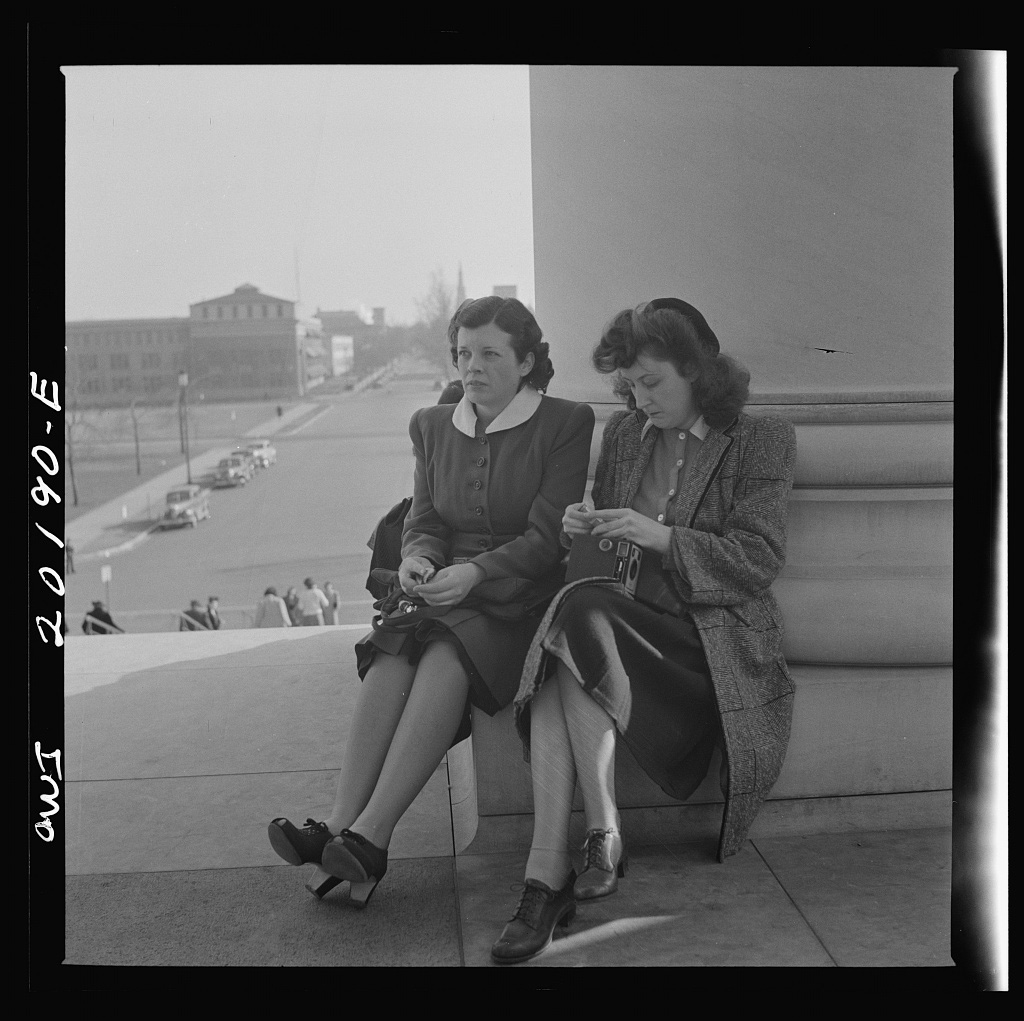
491,871,577,965
574,828,627,901
320,829,389,908
267,817,334,867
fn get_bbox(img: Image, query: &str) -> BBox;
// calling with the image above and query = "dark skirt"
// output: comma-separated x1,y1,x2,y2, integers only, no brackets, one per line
355,604,541,725
525,586,720,804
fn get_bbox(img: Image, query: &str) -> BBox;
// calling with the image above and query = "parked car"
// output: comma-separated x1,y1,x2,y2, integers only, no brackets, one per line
229,448,258,477
245,438,277,467
156,484,211,529
214,456,250,487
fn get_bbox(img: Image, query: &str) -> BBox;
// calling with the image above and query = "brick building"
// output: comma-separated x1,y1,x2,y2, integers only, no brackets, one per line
188,283,311,400
64,283,323,406
64,317,191,407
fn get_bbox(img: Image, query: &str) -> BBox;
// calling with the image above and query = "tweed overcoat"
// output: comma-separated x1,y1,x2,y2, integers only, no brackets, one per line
515,408,797,861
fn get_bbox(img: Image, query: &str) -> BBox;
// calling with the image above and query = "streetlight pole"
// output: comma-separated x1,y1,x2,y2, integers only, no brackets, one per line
178,372,192,485
129,398,142,475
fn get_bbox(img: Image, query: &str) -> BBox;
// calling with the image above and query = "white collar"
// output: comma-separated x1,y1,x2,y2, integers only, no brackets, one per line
640,413,710,442
451,386,543,437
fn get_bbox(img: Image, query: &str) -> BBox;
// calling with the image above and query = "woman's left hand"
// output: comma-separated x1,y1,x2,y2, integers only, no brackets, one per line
412,563,486,607
589,508,673,556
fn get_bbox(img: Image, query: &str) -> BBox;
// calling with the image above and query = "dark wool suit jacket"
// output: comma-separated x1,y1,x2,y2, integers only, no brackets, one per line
517,407,797,861
403,393,596,615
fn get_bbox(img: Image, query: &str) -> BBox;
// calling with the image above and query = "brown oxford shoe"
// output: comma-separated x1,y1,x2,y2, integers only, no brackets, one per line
491,871,577,965
574,828,627,901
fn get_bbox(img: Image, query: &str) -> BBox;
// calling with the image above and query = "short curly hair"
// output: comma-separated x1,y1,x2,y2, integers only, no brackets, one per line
592,301,750,428
447,295,554,393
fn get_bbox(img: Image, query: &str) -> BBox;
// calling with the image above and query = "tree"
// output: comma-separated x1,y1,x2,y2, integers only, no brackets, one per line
413,269,456,380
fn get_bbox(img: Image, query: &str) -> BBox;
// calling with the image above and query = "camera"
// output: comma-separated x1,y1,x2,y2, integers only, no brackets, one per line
565,534,644,597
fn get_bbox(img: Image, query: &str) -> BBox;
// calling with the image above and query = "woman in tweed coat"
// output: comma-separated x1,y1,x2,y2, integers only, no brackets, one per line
492,298,797,965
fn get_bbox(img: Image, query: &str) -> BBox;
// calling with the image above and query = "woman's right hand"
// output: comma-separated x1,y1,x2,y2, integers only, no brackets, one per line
398,556,437,594
562,502,598,537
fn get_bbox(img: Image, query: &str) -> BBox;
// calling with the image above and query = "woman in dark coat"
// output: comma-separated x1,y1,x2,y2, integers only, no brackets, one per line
269,296,595,906
491,298,797,964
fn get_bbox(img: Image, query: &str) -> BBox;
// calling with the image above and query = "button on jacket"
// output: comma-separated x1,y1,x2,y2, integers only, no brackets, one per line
403,387,596,613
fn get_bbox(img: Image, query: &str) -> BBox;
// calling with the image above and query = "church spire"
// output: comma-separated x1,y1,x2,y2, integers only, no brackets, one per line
456,263,466,307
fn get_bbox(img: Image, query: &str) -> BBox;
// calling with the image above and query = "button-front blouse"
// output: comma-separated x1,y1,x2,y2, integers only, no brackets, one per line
630,415,710,524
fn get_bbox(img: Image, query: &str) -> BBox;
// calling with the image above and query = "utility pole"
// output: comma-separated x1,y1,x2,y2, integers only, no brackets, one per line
129,399,142,475
178,373,192,484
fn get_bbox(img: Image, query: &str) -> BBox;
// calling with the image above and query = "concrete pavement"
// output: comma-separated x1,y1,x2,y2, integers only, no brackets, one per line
63,628,957,971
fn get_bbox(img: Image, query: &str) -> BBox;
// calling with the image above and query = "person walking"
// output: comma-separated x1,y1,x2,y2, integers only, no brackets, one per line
82,600,123,635
207,596,222,630
297,577,330,626
65,539,75,575
179,599,212,631
283,586,301,626
323,581,340,625
254,587,292,628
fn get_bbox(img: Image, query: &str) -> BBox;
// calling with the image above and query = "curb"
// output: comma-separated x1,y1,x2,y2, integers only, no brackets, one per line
76,522,163,562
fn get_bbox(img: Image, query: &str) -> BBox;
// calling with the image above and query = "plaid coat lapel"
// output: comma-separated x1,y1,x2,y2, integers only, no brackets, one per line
674,423,735,528
622,421,659,508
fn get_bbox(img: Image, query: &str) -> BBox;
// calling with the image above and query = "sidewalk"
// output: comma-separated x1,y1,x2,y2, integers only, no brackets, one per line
62,628,957,971
67,402,319,560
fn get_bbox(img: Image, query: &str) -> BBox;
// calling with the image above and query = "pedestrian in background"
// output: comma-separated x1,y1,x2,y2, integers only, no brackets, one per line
180,599,211,631
297,577,330,625
255,586,291,628
82,600,123,635
323,581,340,625
65,539,75,575
207,596,222,630
284,586,301,626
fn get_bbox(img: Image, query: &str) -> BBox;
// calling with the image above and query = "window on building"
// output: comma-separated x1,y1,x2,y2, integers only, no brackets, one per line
111,353,131,370
277,304,283,317
141,352,161,369
79,354,99,371
233,306,238,318
217,306,223,319
247,305,252,318
203,307,209,319
262,304,268,317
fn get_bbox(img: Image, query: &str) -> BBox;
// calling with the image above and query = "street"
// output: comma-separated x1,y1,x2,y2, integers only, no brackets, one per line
64,373,447,632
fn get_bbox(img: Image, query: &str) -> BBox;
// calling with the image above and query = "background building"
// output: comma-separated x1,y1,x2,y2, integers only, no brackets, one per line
65,318,191,407
314,306,388,377
491,285,517,299
188,284,307,400
65,283,333,406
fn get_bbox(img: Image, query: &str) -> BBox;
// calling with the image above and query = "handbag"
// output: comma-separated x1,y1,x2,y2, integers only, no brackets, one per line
365,497,413,599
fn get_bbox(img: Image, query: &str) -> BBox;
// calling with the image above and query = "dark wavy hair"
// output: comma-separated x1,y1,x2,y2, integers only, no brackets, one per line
447,295,554,393
592,301,750,428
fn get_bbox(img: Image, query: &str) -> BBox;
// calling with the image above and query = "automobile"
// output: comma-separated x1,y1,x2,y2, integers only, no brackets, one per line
244,439,277,467
156,484,211,529
229,448,258,476
214,456,250,487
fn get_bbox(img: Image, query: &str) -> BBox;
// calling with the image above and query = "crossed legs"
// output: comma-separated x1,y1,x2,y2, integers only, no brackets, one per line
525,662,620,888
324,641,470,849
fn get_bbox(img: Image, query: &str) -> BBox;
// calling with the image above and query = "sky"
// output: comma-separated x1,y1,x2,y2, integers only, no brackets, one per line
64,65,535,326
